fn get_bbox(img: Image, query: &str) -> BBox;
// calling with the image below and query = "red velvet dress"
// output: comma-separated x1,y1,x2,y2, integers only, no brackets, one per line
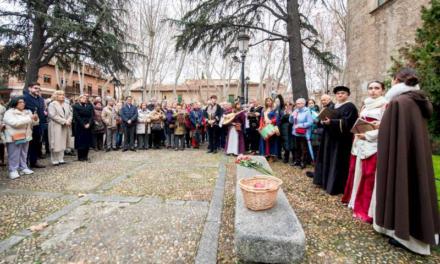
341,96,387,223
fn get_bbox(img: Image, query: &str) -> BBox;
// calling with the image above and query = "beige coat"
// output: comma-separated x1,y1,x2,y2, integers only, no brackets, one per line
48,101,73,152
3,108,39,143
102,105,118,129
0,104,6,142
136,109,151,134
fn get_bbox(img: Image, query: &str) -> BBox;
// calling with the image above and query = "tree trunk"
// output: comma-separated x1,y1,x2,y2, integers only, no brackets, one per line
287,0,308,100
24,14,46,90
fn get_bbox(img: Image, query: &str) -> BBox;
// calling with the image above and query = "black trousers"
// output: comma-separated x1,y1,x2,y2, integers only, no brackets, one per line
93,133,104,150
246,128,260,152
28,127,42,166
294,136,309,163
151,129,163,148
123,125,136,150
77,148,89,161
207,126,219,151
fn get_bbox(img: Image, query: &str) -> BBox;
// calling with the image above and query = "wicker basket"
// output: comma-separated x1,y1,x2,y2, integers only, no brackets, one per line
239,175,283,211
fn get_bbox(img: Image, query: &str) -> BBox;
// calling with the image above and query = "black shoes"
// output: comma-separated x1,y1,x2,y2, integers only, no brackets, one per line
30,163,46,169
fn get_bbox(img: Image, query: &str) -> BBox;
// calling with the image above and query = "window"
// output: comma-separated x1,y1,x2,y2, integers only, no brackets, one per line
228,94,234,104
177,94,183,104
378,0,386,5
73,81,80,94
97,85,103,97
87,84,92,95
43,75,51,84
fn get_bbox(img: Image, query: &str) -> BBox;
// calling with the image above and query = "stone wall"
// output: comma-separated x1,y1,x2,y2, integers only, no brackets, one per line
345,0,431,105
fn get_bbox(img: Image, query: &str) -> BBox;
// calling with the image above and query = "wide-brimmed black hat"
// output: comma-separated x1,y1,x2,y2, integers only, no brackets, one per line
333,86,351,95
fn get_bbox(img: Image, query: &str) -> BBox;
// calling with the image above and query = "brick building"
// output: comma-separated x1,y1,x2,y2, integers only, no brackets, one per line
0,63,115,101
345,0,431,104
129,78,288,105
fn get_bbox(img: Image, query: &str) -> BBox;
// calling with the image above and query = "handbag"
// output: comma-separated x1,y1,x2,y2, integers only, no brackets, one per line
295,127,307,135
293,111,307,135
151,123,162,131
258,124,279,140
12,132,26,141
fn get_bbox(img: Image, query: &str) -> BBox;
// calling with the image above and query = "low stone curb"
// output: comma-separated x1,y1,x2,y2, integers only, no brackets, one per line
195,156,227,264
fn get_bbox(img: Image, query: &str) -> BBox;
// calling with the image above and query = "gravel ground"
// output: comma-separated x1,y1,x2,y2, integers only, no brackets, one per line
107,166,218,201
0,193,69,240
0,151,140,194
218,160,440,263
0,199,208,264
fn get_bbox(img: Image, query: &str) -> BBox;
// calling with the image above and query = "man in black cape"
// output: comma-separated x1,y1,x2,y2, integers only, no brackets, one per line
314,86,358,195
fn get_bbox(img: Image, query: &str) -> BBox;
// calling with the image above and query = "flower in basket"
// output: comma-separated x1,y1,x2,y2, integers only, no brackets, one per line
235,155,273,175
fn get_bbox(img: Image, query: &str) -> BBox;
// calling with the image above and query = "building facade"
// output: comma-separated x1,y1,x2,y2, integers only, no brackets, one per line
0,63,115,100
345,0,431,104
129,78,288,105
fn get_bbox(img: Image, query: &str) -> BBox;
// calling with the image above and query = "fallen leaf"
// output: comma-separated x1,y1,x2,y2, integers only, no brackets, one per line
29,222,48,232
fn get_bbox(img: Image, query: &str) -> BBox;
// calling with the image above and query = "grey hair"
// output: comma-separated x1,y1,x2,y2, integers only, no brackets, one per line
295,98,306,104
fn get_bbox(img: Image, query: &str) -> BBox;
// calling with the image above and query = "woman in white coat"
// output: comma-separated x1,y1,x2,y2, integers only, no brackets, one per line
3,96,39,179
48,90,72,165
136,103,150,150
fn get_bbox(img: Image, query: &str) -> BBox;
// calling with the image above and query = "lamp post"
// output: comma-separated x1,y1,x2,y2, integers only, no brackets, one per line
245,76,250,105
237,32,250,104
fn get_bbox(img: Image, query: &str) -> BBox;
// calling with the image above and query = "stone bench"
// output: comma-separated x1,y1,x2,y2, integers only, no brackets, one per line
235,156,305,263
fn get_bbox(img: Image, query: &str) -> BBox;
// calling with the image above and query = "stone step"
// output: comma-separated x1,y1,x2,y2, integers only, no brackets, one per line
235,156,305,263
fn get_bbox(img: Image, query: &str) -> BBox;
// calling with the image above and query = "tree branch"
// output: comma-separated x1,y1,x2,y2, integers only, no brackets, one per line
270,0,288,17
249,37,285,47
231,24,287,40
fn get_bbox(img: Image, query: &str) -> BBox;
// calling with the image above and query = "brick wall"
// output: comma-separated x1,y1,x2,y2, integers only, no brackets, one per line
345,0,430,105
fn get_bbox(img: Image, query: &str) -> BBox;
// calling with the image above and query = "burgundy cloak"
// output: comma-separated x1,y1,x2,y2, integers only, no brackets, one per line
376,91,440,245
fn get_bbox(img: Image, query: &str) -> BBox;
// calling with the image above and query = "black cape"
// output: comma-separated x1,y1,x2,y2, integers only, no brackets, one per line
314,102,358,195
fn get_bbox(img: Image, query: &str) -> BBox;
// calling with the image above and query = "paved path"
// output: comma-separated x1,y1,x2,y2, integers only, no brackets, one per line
0,149,226,263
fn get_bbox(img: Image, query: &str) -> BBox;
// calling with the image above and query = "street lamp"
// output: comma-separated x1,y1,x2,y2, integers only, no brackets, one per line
245,76,250,105
237,32,250,104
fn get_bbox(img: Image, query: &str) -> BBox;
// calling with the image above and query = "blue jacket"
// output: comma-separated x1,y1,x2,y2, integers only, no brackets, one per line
289,107,313,139
120,103,138,126
190,109,203,127
24,93,46,125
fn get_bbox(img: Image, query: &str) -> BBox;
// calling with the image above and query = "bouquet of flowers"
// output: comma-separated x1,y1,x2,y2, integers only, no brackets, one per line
235,155,273,175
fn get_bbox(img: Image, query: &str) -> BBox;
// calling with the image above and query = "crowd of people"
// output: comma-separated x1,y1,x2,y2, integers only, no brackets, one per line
0,67,438,255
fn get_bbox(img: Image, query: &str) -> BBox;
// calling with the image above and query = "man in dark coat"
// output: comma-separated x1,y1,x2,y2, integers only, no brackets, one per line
245,99,262,154
204,95,222,153
316,86,358,195
24,82,46,168
120,96,138,151
374,68,439,255
311,94,334,182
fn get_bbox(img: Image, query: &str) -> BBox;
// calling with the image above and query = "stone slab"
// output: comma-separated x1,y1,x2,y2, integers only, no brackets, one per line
235,156,305,263
1,199,209,263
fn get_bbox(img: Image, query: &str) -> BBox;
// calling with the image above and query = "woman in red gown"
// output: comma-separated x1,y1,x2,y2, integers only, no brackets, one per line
342,81,387,223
